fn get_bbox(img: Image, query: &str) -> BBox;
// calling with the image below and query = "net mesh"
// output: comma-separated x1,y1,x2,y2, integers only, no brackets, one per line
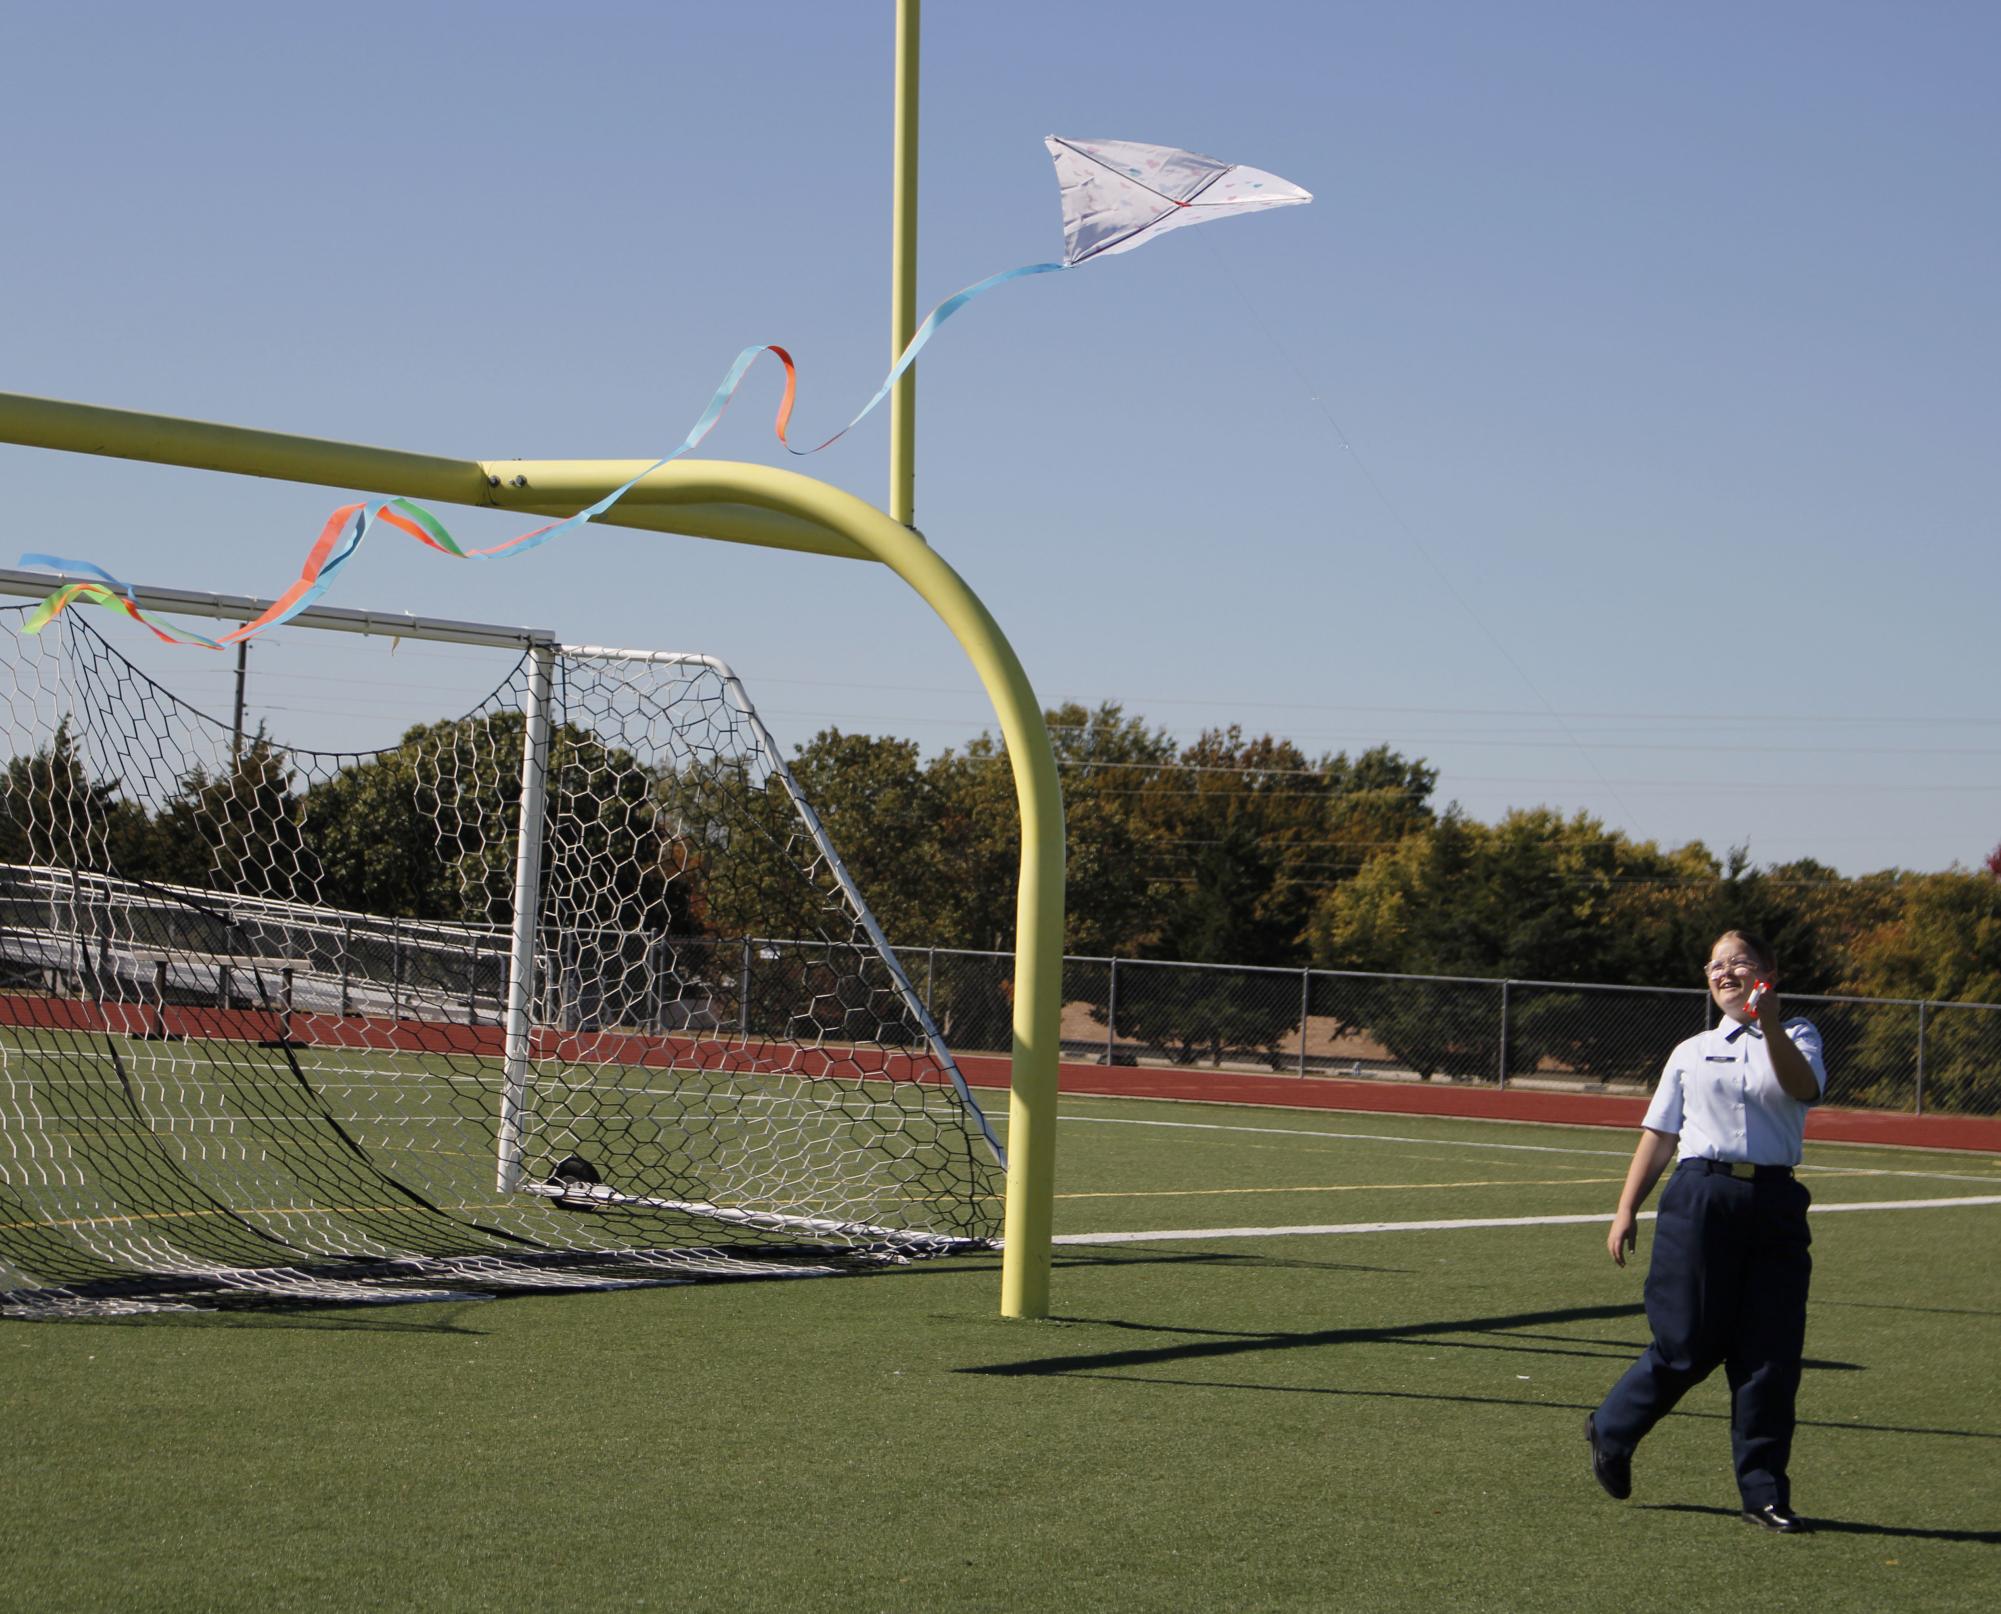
0,610,1002,1316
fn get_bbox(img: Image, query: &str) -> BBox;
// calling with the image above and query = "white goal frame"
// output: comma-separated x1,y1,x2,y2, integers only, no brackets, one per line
0,569,1011,1307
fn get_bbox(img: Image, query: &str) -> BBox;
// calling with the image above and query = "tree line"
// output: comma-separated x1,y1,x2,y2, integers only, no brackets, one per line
6,700,1998,1012
782,701,2000,1009
5,699,1998,1107
789,701,2000,1108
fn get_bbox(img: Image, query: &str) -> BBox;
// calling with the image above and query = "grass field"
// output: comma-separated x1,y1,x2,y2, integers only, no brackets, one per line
4,1092,1998,1612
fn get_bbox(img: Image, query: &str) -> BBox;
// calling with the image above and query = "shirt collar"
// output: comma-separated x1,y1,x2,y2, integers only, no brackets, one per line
1724,1020,1763,1043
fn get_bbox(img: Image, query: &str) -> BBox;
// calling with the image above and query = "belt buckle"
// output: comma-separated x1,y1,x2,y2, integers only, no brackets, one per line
1726,1161,1756,1180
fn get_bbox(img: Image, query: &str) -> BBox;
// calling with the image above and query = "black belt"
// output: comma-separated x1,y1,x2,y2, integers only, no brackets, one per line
1685,1158,1793,1182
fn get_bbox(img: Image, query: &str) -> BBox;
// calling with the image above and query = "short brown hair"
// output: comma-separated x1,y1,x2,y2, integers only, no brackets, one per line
1713,929,1775,972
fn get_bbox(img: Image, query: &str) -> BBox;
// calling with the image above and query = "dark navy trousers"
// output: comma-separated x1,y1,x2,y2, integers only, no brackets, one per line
1596,1162,1814,1509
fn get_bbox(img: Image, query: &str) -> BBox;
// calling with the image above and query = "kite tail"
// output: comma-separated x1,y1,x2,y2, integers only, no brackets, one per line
16,261,1069,647
777,261,1070,455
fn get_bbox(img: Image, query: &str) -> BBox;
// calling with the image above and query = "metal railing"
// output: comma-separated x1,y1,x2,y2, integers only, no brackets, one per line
0,865,514,1026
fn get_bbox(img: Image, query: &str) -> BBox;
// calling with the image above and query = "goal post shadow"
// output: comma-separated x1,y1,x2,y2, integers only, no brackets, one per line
0,392,1066,1320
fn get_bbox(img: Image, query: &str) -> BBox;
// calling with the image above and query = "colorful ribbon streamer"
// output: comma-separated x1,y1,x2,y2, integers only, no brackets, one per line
18,261,1070,648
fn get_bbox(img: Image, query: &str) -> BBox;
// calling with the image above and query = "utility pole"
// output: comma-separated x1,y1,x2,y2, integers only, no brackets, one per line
231,641,247,766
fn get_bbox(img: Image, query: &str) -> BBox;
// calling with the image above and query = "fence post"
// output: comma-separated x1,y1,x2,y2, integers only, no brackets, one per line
339,917,351,1018
740,937,754,1039
1106,956,1119,1066
926,946,936,1015
1915,1000,1928,1118
467,936,480,1027
1497,979,1511,1089
390,916,403,1022
1299,967,1311,1077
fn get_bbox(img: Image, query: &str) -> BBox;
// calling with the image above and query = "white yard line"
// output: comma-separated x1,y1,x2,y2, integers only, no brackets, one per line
1052,1195,2001,1246
1054,1111,2001,1183
1059,1111,1633,1157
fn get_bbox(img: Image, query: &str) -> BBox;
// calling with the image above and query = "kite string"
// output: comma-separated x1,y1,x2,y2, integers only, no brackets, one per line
1193,231,1650,841
18,261,1070,648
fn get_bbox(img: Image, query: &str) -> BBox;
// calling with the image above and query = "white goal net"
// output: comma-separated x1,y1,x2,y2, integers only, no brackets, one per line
0,597,1003,1316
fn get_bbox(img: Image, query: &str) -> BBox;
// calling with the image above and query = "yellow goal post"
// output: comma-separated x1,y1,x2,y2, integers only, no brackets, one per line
0,387,1064,1319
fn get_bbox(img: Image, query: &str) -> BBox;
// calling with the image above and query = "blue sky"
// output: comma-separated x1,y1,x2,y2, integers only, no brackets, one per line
2,1,1995,876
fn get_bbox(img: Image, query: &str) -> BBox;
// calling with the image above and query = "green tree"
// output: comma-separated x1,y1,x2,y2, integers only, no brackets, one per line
1305,807,1491,1079
302,712,691,931
921,732,1039,1053
1142,729,1326,965
1607,845,1844,996
1112,813,1306,1066
1308,806,1682,982
1046,702,1180,957
1839,872,2001,1113
146,732,312,899
1101,729,1433,1068
1308,808,1709,1081
925,701,1179,954
784,729,945,944
655,732,950,1042
906,702,1184,1052
0,719,152,873
304,718,501,922
1315,744,1441,883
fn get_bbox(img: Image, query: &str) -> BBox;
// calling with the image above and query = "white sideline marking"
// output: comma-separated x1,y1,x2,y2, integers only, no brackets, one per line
1061,1112,1630,1157
1051,1195,2001,1246
1055,1113,2001,1184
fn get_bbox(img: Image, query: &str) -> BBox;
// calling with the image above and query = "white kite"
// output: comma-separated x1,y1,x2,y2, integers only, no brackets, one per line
1044,135,1313,266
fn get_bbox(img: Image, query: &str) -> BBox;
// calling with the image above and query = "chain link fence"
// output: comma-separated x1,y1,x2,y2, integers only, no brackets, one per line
16,869,1990,1117
891,944,2001,1120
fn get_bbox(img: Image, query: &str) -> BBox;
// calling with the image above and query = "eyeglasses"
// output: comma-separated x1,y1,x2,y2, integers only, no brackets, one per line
1703,956,1762,980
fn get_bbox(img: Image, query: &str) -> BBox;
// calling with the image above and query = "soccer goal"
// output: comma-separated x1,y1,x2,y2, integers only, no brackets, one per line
0,582,1004,1316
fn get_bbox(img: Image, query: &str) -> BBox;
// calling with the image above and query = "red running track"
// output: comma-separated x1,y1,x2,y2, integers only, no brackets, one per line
5,991,1991,1154
950,1053,2001,1154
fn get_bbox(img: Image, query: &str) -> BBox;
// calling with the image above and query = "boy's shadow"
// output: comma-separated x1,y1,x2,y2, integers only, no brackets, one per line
1641,1503,2001,1544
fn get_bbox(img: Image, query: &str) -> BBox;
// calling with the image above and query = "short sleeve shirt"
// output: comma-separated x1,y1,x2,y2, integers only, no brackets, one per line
1641,1018,1827,1167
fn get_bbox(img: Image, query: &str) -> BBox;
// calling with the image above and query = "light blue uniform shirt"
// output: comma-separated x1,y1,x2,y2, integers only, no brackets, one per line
1641,1018,1828,1167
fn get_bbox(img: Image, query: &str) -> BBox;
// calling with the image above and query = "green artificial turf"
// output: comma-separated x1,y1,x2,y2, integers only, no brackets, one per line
3,1095,1997,1613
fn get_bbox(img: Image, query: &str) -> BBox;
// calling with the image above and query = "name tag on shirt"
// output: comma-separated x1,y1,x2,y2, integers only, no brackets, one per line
1704,1055,1737,1062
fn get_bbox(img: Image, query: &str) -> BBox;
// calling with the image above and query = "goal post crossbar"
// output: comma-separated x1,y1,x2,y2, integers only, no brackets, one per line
0,392,865,562
0,424,1064,1320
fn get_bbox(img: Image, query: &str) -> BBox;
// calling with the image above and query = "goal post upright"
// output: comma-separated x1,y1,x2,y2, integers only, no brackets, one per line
888,0,921,530
496,639,555,1194
0,414,1067,1321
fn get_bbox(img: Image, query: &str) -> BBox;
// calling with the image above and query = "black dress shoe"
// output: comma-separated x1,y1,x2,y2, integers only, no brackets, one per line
1585,1413,1631,1500
1741,1504,1810,1534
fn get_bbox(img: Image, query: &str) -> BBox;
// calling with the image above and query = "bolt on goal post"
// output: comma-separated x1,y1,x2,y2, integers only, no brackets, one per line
0,399,1066,1321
